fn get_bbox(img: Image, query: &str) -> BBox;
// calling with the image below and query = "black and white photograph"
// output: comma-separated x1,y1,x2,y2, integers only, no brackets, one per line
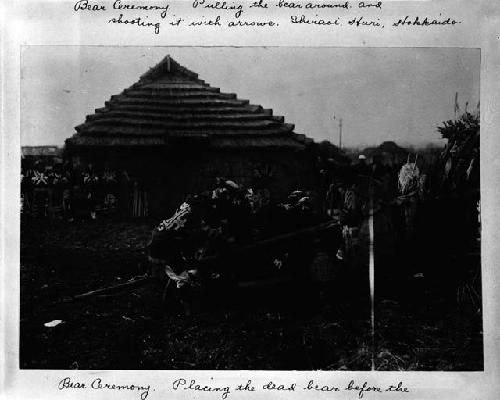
19,46,481,371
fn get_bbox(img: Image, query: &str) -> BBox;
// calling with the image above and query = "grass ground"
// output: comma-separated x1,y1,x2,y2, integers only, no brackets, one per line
20,216,483,370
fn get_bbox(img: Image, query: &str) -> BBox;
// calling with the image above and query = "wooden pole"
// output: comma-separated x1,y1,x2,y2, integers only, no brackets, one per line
332,114,336,145
339,118,343,149
369,178,376,370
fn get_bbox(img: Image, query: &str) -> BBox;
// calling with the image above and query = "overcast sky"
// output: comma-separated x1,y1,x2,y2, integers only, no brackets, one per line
21,46,479,148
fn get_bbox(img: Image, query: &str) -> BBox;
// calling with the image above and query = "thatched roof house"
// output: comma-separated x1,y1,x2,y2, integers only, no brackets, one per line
362,141,410,165
65,55,317,216
21,146,63,169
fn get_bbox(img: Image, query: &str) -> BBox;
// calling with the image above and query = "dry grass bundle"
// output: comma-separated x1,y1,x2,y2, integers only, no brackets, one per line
398,156,420,195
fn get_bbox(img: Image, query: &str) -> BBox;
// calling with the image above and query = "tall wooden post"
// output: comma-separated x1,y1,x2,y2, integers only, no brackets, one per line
339,118,343,149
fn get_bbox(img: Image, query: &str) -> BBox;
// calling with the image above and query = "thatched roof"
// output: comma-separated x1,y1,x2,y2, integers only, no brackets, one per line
22,146,62,157
66,55,312,151
363,141,409,158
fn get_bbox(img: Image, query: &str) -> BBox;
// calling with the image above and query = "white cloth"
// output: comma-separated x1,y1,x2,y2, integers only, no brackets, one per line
164,265,198,288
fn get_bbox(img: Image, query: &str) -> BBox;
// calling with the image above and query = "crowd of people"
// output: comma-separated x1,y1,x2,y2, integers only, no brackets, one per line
22,149,471,253
319,148,479,274
20,159,147,220
319,153,432,259
20,153,423,230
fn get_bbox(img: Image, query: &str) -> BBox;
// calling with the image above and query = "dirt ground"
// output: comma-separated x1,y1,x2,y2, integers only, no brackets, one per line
20,216,483,370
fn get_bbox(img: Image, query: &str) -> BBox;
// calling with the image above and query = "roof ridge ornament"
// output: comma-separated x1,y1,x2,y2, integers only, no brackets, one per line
139,54,200,83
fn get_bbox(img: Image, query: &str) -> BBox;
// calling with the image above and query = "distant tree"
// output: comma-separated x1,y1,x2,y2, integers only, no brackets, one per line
317,141,345,158
436,111,479,193
437,112,479,142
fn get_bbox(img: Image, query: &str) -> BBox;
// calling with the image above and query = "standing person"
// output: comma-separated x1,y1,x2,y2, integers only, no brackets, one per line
354,154,370,177
325,182,344,220
251,167,272,211
32,161,50,218
71,164,86,220
371,155,386,181
334,183,352,260
62,161,74,220
21,160,34,216
325,182,336,217
51,162,64,218
82,163,99,220
397,157,420,237
71,185,88,221
102,165,117,212
343,184,359,223
118,170,131,218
